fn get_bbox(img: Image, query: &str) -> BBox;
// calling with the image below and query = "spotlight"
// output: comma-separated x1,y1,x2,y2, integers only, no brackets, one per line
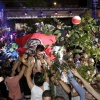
54,2,57,6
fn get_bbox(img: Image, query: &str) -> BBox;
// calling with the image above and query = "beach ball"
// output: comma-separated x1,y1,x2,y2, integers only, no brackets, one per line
72,16,81,25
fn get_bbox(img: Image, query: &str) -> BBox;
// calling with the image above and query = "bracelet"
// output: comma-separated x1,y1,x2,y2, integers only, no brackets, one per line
42,63,45,64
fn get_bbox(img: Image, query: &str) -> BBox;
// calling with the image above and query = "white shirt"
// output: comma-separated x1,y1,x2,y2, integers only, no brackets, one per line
31,82,49,100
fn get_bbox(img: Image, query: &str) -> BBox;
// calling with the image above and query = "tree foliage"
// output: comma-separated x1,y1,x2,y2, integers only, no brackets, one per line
65,12,100,61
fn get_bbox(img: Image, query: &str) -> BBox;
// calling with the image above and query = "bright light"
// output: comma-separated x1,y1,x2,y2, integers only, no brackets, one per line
54,2,57,6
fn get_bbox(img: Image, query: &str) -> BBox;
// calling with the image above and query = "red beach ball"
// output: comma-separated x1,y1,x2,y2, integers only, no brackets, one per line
72,16,81,25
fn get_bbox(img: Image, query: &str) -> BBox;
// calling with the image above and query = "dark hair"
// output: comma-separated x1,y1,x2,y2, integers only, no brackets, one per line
36,45,44,52
10,60,15,68
5,67,12,77
42,90,51,97
53,96,65,100
34,72,45,86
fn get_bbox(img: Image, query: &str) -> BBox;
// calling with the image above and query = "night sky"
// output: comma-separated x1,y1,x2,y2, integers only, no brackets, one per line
0,0,88,8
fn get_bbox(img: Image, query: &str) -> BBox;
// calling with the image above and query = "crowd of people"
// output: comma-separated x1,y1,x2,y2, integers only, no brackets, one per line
0,43,100,100
0,22,100,100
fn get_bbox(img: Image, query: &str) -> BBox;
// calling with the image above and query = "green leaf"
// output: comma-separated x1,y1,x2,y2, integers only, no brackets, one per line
74,33,79,38
53,30,61,35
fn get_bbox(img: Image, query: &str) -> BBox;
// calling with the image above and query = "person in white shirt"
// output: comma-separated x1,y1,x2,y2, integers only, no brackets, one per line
25,55,50,100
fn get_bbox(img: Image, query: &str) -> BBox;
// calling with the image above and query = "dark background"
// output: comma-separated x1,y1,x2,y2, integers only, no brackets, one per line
0,0,88,8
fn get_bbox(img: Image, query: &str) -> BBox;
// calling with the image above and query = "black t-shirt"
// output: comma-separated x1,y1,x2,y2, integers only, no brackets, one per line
55,29,67,46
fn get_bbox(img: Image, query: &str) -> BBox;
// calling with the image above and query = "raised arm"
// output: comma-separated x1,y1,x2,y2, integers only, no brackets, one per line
59,80,71,93
71,69,100,100
21,53,29,67
26,56,35,90
26,66,34,90
18,65,25,80
12,56,22,71
67,70,86,100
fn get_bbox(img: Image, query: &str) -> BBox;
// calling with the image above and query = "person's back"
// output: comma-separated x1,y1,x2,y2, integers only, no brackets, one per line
50,73,70,100
31,72,49,100
6,75,21,100
5,63,25,100
55,84,69,100
31,81,49,100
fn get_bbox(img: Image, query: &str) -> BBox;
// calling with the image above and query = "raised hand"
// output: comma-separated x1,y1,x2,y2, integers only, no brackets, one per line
67,70,74,78
21,53,28,63
71,69,81,78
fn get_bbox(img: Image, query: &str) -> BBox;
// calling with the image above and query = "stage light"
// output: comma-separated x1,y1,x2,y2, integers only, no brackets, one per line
54,2,57,6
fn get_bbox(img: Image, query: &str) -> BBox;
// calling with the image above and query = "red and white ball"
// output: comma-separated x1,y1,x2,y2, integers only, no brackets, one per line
72,16,81,25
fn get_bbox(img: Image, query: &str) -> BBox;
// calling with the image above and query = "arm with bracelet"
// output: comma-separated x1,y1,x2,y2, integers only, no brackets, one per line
67,70,87,100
